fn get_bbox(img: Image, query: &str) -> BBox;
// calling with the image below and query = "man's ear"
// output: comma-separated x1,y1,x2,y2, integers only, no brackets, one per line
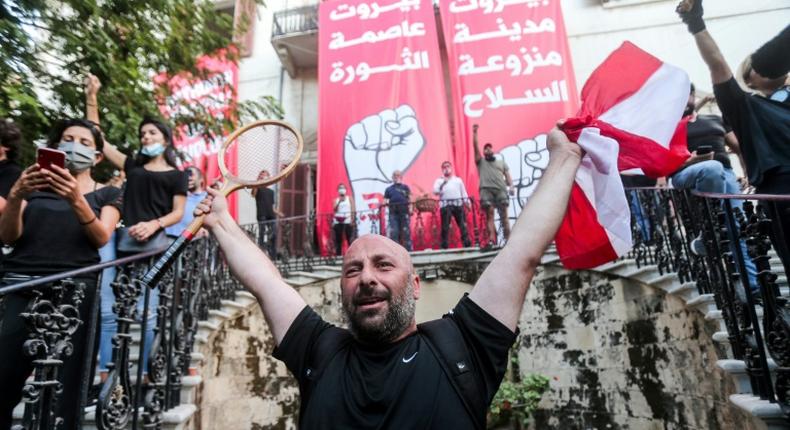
412,274,421,300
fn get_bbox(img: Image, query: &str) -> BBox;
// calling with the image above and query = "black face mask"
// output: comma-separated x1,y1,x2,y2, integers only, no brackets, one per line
485,154,496,162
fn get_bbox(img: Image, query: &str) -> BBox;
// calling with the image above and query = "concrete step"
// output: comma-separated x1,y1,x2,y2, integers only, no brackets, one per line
283,275,321,286
728,394,789,430
288,270,335,280
667,282,699,302
13,376,201,430
82,404,197,430
643,273,679,293
686,293,717,315
608,262,659,280
595,259,634,273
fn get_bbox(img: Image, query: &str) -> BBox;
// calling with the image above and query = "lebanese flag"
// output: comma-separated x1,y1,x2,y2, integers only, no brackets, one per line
555,42,691,269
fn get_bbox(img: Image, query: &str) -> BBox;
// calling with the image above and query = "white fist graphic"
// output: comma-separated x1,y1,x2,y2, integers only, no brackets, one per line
343,105,426,235
499,133,550,209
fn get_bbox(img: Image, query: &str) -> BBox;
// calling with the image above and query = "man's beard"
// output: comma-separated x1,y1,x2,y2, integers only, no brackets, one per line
683,105,694,116
342,279,416,344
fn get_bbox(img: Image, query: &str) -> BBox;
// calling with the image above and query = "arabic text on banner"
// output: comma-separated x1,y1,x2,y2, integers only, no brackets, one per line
439,0,579,219
318,0,455,253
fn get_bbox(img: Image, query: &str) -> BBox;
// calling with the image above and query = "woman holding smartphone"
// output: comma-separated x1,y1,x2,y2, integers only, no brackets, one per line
0,118,122,429
100,116,187,377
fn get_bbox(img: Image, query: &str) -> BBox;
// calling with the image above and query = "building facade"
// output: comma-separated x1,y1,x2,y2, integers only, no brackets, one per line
225,0,789,225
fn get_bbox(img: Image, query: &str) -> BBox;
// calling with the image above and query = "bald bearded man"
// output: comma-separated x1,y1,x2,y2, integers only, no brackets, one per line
194,125,583,429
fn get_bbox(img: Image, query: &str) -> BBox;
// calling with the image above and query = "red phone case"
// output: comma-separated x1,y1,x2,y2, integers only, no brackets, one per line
37,148,66,171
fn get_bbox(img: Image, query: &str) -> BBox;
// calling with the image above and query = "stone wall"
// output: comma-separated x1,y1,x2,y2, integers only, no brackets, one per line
520,266,755,430
192,268,753,429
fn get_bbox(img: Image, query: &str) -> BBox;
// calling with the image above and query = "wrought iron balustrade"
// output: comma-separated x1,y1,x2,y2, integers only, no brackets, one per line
1,187,788,427
0,236,242,430
625,187,790,421
272,4,319,38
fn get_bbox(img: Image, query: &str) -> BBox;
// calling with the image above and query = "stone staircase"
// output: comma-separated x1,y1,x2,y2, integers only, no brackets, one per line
12,245,787,429
536,248,789,430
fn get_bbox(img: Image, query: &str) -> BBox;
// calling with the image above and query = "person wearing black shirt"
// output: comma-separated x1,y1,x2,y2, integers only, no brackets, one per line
0,119,122,430
678,0,790,272
253,170,284,259
101,116,188,375
669,85,758,287
0,119,23,216
191,125,582,428
383,170,412,251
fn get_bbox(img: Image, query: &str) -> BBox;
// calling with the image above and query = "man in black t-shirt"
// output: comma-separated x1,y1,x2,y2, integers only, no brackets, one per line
677,0,790,272
252,170,284,259
193,126,582,429
383,170,412,251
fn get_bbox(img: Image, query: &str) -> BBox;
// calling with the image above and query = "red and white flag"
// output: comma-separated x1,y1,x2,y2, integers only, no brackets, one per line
555,42,691,269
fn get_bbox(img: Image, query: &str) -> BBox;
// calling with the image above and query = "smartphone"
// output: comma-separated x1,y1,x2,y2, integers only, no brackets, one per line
37,147,66,171
696,145,713,155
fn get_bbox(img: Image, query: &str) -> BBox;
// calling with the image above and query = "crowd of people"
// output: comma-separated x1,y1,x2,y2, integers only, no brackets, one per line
0,0,787,428
0,75,194,428
331,123,515,255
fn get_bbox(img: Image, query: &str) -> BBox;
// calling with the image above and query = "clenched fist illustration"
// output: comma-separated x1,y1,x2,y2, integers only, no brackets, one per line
343,105,425,235
499,133,550,209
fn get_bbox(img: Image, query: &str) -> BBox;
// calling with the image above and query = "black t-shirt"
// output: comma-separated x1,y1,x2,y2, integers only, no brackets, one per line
685,114,731,169
122,157,188,225
255,187,276,221
384,183,410,214
713,78,790,186
2,186,122,275
0,160,22,199
273,294,516,429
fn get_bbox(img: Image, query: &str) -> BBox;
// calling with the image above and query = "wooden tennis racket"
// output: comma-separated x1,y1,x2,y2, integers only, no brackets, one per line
140,119,303,288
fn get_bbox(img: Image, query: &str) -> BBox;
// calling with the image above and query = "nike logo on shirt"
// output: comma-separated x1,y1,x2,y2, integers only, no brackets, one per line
402,351,418,363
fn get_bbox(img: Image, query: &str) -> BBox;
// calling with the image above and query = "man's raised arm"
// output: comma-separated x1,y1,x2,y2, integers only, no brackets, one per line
196,188,307,344
468,126,581,331
677,0,732,85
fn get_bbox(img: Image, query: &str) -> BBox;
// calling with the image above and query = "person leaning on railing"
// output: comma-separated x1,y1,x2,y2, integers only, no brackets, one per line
0,118,122,430
677,0,790,270
433,161,472,249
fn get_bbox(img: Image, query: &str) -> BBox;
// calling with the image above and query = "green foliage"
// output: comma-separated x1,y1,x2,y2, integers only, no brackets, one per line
1,0,281,175
488,353,550,429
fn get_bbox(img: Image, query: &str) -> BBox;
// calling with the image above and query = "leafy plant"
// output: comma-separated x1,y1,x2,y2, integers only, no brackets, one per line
488,354,550,429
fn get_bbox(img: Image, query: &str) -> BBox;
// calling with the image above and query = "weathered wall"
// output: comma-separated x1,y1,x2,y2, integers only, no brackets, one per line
193,268,753,429
520,266,755,430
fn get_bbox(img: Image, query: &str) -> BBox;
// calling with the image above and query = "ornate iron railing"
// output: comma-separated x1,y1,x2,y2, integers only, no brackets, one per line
0,236,243,430
272,4,319,38
1,189,787,427
626,188,789,420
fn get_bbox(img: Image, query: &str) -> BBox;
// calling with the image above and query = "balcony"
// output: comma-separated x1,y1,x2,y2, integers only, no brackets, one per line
271,4,319,78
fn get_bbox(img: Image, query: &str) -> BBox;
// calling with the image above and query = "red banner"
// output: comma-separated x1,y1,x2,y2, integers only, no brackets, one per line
439,0,578,209
155,52,239,218
318,0,454,253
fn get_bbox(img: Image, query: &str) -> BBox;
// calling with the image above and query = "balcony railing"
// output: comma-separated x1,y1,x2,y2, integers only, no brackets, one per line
272,5,318,38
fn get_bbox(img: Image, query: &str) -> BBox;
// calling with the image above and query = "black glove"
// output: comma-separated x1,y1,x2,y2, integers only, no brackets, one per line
677,0,705,35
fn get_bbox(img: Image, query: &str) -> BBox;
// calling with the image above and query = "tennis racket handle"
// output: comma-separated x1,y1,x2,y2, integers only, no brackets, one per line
140,234,190,288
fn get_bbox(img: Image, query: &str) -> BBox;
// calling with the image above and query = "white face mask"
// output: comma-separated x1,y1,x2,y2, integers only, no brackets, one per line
338,187,347,196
